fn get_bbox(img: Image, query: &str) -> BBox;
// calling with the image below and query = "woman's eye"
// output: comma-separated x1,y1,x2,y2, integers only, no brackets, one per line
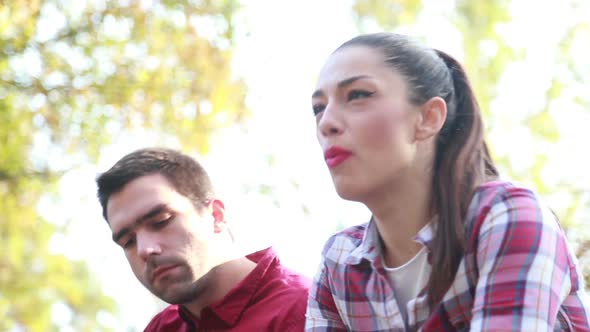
347,90,374,101
312,103,325,115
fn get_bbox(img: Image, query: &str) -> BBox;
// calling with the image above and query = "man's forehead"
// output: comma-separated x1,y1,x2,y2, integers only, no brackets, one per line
107,186,163,228
107,197,152,232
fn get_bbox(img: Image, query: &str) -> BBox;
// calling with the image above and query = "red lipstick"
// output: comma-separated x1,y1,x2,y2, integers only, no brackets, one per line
324,146,352,169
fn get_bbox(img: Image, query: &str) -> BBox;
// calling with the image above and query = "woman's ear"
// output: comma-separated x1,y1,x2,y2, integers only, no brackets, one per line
415,96,447,141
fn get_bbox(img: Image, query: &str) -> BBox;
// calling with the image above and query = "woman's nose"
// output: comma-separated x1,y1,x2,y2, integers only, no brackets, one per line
317,103,343,137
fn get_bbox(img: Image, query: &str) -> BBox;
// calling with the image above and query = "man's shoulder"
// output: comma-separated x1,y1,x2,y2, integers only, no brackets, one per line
277,263,312,287
144,304,189,332
264,256,311,300
254,246,312,289
241,246,310,305
259,263,310,330
234,251,309,330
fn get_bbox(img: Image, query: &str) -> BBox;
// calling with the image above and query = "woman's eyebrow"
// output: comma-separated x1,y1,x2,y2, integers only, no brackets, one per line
311,75,372,99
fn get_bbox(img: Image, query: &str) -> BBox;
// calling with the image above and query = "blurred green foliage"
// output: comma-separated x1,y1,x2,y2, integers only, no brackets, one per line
0,0,246,330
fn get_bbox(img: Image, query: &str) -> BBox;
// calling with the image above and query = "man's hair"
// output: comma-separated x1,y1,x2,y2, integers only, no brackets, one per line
96,147,214,222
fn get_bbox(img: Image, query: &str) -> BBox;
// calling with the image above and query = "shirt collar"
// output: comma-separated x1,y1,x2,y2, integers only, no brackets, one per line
180,247,277,328
414,217,436,248
346,217,436,266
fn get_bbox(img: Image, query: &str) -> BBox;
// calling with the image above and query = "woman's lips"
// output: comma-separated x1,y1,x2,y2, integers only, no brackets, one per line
324,146,352,169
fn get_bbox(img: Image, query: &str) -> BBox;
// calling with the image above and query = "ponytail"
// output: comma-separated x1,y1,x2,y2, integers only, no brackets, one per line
426,49,498,305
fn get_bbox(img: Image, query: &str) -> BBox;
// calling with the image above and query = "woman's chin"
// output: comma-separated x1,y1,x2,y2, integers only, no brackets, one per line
333,185,366,203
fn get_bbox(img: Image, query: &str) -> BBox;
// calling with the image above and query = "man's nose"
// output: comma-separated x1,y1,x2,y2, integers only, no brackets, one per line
137,232,162,261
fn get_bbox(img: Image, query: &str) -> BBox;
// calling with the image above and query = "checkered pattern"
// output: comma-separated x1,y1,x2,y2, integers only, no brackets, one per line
306,181,590,331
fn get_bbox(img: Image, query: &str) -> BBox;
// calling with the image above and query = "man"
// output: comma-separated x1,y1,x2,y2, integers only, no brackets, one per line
96,147,310,331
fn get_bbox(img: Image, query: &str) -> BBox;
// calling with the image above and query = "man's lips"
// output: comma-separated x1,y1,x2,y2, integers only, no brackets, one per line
324,146,352,169
150,264,179,283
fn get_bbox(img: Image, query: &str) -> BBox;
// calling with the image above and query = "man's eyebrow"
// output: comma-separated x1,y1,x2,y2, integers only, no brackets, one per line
311,90,324,99
112,204,169,243
311,75,372,99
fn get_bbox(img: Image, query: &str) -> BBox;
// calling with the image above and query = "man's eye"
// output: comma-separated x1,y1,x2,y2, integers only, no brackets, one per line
312,103,325,115
123,238,136,249
153,217,172,228
347,90,374,101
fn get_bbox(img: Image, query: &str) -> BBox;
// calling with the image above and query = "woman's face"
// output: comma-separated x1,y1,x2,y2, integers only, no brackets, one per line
312,45,422,202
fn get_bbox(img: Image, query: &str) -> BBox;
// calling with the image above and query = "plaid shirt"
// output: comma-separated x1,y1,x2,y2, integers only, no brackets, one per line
306,181,590,331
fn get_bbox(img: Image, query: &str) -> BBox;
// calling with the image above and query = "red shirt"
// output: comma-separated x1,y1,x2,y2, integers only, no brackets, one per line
144,247,310,332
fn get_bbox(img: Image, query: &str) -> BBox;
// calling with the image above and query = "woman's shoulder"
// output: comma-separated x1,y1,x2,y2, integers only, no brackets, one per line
320,223,369,263
475,179,531,195
470,180,545,212
466,179,559,233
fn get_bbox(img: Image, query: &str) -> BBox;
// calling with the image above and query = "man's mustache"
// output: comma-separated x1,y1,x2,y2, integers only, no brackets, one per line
145,256,185,278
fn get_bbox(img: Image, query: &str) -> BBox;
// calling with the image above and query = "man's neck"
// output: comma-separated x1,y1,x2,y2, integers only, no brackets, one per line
182,256,257,318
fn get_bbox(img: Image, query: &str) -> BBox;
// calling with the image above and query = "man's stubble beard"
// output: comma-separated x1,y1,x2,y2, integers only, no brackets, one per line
151,263,211,305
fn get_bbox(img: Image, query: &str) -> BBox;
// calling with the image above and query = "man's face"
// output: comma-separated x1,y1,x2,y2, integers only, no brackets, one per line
106,173,215,304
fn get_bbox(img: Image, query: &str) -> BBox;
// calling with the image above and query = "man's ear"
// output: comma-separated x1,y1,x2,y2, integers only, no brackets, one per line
210,199,226,233
415,96,447,141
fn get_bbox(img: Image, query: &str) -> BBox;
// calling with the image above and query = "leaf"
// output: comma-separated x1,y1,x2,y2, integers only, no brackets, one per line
0,0,246,329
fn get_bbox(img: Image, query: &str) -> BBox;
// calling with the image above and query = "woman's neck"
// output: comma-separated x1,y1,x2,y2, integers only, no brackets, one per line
365,169,433,268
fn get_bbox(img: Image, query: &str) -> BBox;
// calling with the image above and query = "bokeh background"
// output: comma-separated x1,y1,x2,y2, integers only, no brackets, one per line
1,0,589,330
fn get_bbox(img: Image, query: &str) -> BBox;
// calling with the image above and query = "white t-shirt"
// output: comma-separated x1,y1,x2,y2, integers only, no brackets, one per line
383,246,431,325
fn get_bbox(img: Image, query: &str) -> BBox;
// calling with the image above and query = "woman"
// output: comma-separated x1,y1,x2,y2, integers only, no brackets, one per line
305,32,589,331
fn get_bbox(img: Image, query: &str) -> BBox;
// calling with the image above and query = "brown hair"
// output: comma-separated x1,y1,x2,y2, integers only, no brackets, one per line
338,33,498,304
96,147,214,222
